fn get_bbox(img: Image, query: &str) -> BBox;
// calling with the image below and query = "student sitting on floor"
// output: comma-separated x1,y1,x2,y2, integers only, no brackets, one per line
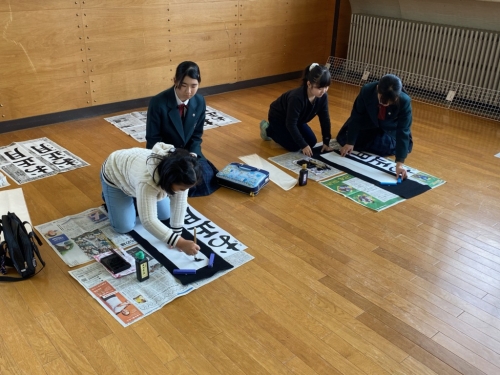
336,74,413,179
146,61,219,197
100,143,201,255
260,63,334,157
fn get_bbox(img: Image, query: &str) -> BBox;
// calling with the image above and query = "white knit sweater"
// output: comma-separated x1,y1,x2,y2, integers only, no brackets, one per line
101,143,187,247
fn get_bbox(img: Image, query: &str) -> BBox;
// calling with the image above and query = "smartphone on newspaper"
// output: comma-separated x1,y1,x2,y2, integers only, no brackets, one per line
100,250,131,274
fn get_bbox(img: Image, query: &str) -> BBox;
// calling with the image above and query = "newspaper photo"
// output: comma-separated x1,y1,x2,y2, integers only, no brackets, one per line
0,137,89,185
35,207,135,267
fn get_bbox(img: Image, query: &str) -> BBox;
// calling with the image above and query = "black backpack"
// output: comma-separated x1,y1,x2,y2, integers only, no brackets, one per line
0,212,45,281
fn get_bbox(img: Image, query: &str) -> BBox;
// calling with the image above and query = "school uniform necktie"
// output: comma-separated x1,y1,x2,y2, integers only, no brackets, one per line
178,104,186,119
377,104,387,120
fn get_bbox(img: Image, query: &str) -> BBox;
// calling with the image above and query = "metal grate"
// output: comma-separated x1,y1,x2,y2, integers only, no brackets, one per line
326,56,500,122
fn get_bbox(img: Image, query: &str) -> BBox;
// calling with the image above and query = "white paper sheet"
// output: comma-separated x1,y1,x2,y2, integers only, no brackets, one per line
321,151,397,183
239,154,297,190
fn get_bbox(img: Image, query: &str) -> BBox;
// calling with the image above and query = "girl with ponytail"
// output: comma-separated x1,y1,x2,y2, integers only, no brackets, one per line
260,63,334,157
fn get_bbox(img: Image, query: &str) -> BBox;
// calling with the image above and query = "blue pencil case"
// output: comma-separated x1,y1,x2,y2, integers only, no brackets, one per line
216,163,270,196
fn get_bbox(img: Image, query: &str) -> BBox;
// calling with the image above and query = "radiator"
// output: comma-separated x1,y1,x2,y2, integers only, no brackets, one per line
333,14,500,120
348,14,500,91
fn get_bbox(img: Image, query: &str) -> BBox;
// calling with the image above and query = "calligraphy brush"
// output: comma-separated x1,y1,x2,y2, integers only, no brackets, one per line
193,227,202,262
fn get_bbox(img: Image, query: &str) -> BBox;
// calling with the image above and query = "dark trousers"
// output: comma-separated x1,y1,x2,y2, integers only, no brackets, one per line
267,120,317,151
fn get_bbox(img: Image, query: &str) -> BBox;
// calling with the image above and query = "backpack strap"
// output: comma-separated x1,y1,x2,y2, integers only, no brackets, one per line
20,219,46,267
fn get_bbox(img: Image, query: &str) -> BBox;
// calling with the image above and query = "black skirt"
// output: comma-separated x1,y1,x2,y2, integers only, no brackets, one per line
188,158,220,197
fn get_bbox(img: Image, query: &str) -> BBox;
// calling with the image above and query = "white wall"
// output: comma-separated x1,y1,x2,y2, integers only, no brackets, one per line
349,0,500,31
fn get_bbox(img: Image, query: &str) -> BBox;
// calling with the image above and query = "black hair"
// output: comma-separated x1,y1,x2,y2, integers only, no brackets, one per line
174,61,201,87
301,63,331,88
377,74,402,105
148,148,202,195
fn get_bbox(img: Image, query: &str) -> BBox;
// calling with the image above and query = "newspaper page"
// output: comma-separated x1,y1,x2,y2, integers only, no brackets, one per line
269,152,343,181
104,112,147,142
0,137,89,185
35,207,135,267
105,107,241,140
66,205,252,327
204,106,241,128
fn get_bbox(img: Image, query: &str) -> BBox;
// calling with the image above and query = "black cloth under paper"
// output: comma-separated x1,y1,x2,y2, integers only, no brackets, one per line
312,147,430,199
128,226,233,285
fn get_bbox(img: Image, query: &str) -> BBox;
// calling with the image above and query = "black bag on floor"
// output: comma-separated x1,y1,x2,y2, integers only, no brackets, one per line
0,212,45,281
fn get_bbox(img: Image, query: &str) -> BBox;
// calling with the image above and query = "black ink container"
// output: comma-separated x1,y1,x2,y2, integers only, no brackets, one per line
298,164,308,186
135,251,149,282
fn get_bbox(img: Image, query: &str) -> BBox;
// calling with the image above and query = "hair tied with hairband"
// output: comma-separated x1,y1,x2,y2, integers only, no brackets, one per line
309,63,319,71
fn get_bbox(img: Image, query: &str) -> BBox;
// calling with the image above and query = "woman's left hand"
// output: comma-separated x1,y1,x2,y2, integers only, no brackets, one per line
302,146,313,157
321,144,333,153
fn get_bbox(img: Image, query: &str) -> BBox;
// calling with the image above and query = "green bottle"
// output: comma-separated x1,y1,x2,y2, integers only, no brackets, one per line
135,251,149,282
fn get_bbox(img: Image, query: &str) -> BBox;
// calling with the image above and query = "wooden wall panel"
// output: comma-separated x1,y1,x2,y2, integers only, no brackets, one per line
86,39,170,75
83,0,169,7
335,0,352,58
0,0,338,123
0,9,82,48
238,26,287,56
283,21,332,72
169,30,238,62
287,0,336,24
0,1,79,12
198,57,238,86
0,77,90,120
239,0,289,28
0,43,87,85
89,57,237,105
238,52,287,81
169,1,238,34
89,65,176,104
82,6,170,42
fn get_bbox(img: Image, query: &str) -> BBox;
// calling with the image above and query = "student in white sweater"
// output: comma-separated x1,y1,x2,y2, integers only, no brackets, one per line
100,142,201,255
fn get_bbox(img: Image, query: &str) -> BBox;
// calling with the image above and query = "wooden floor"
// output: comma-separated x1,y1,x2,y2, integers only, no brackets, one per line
1,80,500,375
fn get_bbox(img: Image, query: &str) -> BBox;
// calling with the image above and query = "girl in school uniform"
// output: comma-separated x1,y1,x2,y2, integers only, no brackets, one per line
260,63,334,157
336,74,413,179
100,143,201,255
146,61,219,197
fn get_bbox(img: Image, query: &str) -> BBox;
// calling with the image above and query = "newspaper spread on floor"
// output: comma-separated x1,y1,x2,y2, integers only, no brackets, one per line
104,106,241,141
37,205,252,327
0,137,89,185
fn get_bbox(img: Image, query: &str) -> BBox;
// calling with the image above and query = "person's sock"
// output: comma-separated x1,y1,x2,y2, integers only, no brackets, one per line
260,120,271,141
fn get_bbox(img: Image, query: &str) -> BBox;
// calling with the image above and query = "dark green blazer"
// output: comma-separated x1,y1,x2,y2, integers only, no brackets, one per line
146,86,206,158
345,82,412,162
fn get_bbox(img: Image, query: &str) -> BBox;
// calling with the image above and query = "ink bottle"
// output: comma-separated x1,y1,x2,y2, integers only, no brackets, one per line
135,251,149,282
298,164,308,186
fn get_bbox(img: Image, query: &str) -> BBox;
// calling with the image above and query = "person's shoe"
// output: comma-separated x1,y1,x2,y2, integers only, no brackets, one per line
260,120,271,141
